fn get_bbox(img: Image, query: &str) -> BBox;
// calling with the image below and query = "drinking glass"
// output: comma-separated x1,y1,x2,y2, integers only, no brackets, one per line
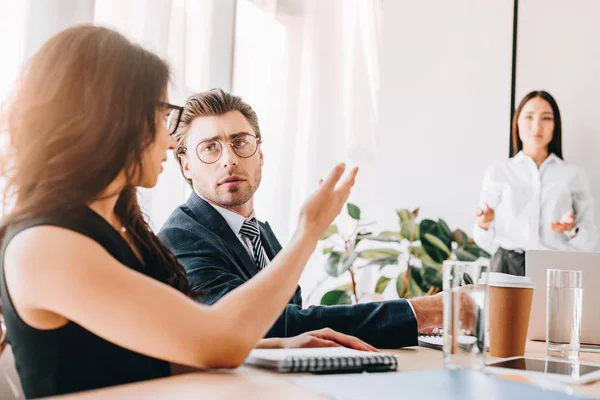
546,269,583,360
443,261,488,370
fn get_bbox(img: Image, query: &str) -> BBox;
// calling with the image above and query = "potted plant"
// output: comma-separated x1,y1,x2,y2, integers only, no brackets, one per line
315,204,490,305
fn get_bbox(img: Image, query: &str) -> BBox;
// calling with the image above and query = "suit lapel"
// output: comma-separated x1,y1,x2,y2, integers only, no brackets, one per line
259,221,283,261
185,193,258,278
259,221,302,305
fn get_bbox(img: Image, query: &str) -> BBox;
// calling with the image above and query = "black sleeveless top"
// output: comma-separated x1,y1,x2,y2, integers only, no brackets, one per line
0,207,171,398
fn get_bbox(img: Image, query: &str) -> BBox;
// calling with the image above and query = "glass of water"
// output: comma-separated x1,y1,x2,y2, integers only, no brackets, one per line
546,269,583,360
443,261,488,370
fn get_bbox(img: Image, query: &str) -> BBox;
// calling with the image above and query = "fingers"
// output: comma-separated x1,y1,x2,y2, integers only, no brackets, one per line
419,327,441,335
563,212,575,224
313,328,378,352
309,338,341,348
552,222,575,232
476,205,494,219
333,167,359,205
336,166,359,191
551,222,570,232
320,163,347,191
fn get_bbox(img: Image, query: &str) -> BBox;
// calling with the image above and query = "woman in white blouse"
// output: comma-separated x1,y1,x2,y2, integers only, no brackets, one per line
473,90,598,276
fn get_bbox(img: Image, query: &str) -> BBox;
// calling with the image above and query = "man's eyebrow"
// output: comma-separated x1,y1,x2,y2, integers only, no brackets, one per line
197,132,253,143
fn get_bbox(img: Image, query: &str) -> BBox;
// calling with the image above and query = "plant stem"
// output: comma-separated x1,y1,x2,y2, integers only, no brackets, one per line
401,240,414,299
401,265,410,298
349,267,359,304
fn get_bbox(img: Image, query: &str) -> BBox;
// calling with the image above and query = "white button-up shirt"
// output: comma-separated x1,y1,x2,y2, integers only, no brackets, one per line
473,152,598,252
208,202,271,265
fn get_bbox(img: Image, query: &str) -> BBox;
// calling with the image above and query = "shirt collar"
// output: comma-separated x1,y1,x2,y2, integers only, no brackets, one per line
206,201,256,235
511,151,562,167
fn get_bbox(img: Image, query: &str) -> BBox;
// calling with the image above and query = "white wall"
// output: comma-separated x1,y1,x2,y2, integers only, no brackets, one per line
516,0,600,230
373,0,514,235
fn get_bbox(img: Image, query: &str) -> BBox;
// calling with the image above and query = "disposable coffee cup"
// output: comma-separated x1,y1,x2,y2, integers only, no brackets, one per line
484,273,535,358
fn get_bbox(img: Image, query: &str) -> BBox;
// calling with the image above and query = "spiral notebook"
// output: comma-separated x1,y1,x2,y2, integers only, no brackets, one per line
418,332,488,350
417,332,443,349
245,348,398,373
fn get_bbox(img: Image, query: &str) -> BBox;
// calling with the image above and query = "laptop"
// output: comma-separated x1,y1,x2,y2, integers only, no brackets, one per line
526,250,600,346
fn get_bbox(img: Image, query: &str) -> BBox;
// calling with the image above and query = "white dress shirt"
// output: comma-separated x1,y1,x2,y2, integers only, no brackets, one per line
473,152,598,253
208,202,271,265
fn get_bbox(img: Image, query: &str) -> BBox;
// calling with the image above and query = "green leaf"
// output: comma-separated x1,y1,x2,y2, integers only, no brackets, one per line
358,248,401,260
360,257,399,270
437,219,454,244
424,233,451,257
320,290,352,305
420,220,448,263
464,244,491,259
455,248,478,262
453,229,469,246
354,231,372,246
396,275,405,298
347,203,361,220
335,283,353,291
420,219,452,263
370,231,404,242
406,276,424,299
463,273,474,285
397,209,414,223
395,270,424,299
422,265,443,288
322,246,334,255
401,221,420,242
410,265,424,290
320,224,339,240
324,251,358,277
375,276,391,294
411,246,443,270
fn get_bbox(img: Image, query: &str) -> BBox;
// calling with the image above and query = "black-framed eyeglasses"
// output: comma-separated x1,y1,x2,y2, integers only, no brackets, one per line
195,133,261,164
160,102,184,135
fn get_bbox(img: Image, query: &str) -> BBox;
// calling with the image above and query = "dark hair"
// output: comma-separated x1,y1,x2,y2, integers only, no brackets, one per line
171,88,262,187
0,25,192,296
510,90,563,159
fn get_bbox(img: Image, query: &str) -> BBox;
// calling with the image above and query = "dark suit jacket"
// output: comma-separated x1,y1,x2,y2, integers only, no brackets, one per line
158,192,418,348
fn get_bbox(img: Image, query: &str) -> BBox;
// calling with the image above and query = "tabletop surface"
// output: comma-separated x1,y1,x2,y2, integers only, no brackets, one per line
45,341,600,399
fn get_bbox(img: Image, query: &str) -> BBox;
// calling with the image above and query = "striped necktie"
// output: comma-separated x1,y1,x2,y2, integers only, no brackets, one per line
239,217,268,271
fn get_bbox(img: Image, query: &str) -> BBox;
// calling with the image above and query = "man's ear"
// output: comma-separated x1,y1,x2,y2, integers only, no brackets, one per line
259,148,264,166
181,155,193,180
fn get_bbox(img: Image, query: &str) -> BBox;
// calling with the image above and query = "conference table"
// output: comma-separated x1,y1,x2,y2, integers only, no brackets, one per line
49,341,600,399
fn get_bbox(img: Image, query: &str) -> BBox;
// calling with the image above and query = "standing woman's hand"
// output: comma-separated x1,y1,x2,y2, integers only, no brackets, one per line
551,212,577,233
475,204,495,230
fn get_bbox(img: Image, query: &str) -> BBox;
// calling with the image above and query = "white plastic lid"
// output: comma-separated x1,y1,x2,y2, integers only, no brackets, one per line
479,272,535,288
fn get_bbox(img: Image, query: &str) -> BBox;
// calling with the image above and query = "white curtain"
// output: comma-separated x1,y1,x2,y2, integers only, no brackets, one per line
232,0,383,303
0,0,224,229
94,0,226,231
0,2,28,104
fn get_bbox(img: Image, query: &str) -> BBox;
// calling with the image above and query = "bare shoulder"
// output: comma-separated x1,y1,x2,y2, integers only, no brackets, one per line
4,225,117,328
4,225,112,298
6,225,108,269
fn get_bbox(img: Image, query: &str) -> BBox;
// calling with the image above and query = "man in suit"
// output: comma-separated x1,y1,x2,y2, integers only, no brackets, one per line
159,89,445,348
